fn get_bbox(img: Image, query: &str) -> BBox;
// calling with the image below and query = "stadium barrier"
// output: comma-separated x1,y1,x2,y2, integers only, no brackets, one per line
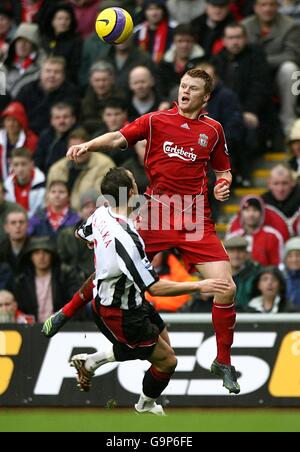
1,314,300,407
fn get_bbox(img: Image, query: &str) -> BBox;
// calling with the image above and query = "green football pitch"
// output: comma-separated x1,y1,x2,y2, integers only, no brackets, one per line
1,408,300,432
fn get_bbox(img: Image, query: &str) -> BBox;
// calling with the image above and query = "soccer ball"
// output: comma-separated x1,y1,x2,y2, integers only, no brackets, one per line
95,7,134,45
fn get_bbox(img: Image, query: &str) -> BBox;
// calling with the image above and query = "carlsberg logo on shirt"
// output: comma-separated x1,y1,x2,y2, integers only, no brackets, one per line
163,141,197,162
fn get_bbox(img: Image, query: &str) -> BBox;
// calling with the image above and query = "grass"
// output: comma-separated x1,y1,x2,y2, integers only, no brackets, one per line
0,408,300,432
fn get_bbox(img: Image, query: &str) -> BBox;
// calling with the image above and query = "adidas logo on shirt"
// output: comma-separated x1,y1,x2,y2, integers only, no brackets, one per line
181,123,190,130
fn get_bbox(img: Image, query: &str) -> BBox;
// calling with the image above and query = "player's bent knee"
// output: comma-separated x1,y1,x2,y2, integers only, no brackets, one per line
165,353,177,373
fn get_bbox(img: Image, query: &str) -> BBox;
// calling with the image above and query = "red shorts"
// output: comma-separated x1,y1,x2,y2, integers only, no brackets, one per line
138,198,229,268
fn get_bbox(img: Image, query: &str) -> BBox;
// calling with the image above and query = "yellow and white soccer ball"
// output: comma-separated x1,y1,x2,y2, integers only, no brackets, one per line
95,7,134,45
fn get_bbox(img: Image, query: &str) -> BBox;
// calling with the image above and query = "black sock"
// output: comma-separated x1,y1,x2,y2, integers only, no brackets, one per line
143,365,173,399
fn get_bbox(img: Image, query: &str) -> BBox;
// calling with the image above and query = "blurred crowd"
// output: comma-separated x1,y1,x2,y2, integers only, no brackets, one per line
0,0,300,323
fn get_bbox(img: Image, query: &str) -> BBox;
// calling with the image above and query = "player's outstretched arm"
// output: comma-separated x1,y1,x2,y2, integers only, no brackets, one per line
66,131,127,162
148,279,230,297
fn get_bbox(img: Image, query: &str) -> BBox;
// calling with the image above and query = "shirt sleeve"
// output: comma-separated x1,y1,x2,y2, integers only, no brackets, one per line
115,238,159,293
210,123,231,172
76,215,94,243
119,114,150,147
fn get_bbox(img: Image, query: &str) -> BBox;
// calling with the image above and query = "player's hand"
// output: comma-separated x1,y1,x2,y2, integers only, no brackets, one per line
67,143,90,162
214,181,230,202
197,279,230,294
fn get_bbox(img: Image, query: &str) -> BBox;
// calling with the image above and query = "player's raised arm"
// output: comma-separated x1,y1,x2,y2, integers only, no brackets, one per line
66,131,127,162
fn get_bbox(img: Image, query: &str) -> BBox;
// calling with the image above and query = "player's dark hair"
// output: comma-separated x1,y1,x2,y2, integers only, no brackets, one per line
101,168,134,207
185,68,213,95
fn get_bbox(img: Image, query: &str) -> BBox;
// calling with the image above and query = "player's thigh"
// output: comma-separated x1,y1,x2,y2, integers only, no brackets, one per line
196,260,233,281
196,261,236,302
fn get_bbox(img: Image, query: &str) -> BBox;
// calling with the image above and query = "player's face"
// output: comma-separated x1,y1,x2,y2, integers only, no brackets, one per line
224,28,247,55
257,273,280,298
286,250,300,271
11,157,33,184
178,75,210,114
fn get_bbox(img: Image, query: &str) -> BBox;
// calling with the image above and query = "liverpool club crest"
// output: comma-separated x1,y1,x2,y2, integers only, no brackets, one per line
198,133,208,147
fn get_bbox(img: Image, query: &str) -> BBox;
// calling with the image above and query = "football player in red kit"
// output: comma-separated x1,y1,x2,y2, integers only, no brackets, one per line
45,69,240,394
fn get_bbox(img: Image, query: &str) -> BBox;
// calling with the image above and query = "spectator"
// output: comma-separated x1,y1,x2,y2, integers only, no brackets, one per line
68,0,102,38
247,266,299,312
0,179,23,242
293,211,300,235
0,7,16,62
158,24,205,97
4,22,44,98
283,237,300,309
223,236,261,309
288,118,300,176
47,127,114,211
0,208,30,275
42,3,82,84
167,0,206,24
16,56,79,134
212,22,273,183
4,148,45,218
29,180,80,238
262,164,300,218
104,35,158,94
0,289,35,323
279,0,300,25
8,0,60,28
0,101,38,181
145,250,194,311
13,236,83,322
34,101,77,175
124,139,149,193
226,196,284,266
191,0,235,57
128,65,162,120
95,98,133,166
242,0,300,134
134,0,176,63
57,189,97,278
81,61,122,134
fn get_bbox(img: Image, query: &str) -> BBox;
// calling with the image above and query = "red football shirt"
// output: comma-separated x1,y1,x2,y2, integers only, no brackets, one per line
120,105,230,196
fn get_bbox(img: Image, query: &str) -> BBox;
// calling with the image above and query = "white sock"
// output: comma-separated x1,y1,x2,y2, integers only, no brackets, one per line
136,392,156,411
85,346,115,372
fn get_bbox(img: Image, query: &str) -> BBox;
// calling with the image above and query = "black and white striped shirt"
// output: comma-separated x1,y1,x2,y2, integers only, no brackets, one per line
77,206,158,310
